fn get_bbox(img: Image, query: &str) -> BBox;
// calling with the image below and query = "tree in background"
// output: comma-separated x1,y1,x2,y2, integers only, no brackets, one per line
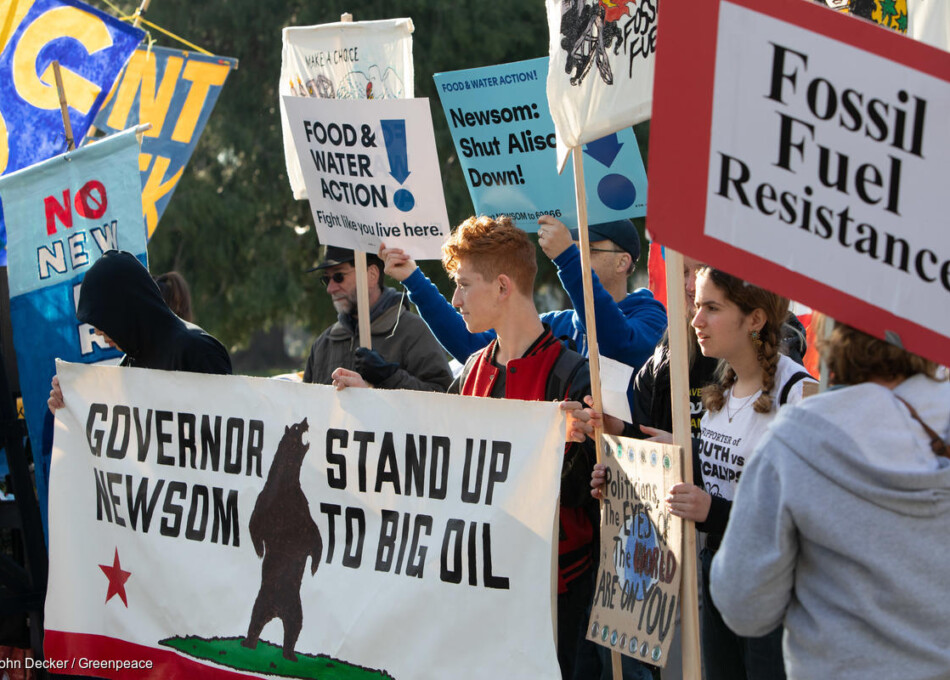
118,0,553,363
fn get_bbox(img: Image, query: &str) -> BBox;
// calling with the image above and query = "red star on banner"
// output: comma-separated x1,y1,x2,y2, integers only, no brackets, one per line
99,548,132,607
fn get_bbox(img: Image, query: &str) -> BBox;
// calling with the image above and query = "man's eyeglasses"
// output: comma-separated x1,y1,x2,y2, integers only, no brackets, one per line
320,271,348,286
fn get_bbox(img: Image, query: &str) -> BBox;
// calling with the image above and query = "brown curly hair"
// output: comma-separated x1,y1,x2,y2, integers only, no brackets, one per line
698,268,790,414
442,215,537,295
816,316,942,385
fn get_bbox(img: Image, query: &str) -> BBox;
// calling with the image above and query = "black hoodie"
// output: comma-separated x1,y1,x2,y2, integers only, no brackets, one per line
76,251,231,374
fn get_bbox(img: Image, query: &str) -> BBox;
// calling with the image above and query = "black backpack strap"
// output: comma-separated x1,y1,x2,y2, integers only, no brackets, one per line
546,348,587,401
557,335,578,353
779,371,813,406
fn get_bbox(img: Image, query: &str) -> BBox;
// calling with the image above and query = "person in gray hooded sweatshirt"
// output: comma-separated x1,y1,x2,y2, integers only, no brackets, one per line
710,319,950,680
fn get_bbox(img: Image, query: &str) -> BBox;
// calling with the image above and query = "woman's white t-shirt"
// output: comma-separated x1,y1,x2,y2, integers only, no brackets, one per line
698,355,814,501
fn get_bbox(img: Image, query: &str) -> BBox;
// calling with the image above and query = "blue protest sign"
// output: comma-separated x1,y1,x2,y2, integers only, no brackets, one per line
92,46,238,239
433,58,647,230
0,128,147,537
0,0,144,264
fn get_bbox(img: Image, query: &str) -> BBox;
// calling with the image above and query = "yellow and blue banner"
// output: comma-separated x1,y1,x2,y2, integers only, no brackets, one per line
0,0,144,264
93,45,238,238
0,127,147,536
434,58,647,231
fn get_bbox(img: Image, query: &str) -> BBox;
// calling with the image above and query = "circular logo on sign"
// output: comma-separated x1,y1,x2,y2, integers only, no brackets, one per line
598,173,637,211
393,189,415,212
640,641,649,657
627,447,635,462
652,646,663,662
601,626,610,642
74,180,108,219
610,630,618,646
616,443,623,458
628,637,638,654
650,450,658,466
663,454,672,470
591,621,600,637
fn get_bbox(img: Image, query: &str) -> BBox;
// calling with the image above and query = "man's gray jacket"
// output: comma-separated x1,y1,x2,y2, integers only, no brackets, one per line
303,287,452,391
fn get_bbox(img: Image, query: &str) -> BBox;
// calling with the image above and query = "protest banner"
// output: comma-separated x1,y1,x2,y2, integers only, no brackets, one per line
825,1,950,52
545,0,656,172
649,0,950,367
433,57,647,229
282,96,449,261
0,0,143,264
45,361,564,679
836,0,908,31
280,18,414,200
907,0,950,51
588,435,683,668
92,46,238,239
0,127,147,536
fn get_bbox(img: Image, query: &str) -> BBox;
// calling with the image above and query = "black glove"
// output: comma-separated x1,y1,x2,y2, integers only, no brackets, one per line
354,347,399,385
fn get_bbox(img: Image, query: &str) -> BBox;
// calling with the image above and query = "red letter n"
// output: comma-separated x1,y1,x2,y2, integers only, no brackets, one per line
45,190,72,236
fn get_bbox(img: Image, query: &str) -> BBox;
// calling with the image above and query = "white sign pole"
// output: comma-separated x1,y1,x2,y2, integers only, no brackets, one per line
664,247,703,679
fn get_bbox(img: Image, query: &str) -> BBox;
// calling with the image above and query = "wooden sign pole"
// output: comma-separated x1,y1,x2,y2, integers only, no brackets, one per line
132,0,152,27
339,12,372,350
570,146,623,679
51,61,75,151
354,251,372,350
819,315,834,393
663,247,703,680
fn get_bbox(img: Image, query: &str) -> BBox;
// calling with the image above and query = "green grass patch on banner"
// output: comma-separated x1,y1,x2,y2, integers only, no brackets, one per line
159,636,395,679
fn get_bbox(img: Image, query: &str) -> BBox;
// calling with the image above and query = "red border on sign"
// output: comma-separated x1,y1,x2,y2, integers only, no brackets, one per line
44,630,262,679
648,0,950,366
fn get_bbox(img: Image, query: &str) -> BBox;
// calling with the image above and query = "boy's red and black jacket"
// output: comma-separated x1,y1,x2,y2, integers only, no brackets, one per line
454,326,597,593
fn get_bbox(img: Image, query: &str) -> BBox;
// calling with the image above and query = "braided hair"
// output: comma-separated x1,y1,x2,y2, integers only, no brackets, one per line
698,268,790,414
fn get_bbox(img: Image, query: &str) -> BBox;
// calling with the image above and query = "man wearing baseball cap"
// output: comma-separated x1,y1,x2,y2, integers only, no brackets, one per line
302,245,452,392
380,215,667,372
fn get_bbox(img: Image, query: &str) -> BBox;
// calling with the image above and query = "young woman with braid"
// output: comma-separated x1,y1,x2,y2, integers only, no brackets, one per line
667,267,814,680
582,267,815,679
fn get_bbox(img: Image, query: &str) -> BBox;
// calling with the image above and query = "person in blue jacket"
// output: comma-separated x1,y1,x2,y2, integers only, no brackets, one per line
379,215,667,371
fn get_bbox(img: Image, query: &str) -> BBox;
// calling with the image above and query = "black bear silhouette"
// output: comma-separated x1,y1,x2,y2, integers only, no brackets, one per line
243,418,322,661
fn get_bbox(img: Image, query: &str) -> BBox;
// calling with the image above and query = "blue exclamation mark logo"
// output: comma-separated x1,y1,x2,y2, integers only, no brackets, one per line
380,119,415,212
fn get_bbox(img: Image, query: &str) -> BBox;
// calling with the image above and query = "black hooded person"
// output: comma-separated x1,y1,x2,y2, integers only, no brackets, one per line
48,250,231,412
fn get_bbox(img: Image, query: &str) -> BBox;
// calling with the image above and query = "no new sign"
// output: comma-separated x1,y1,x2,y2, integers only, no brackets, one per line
649,0,950,365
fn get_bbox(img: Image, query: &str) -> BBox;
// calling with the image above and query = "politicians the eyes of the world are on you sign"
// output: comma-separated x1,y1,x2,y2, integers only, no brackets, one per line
587,436,683,668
